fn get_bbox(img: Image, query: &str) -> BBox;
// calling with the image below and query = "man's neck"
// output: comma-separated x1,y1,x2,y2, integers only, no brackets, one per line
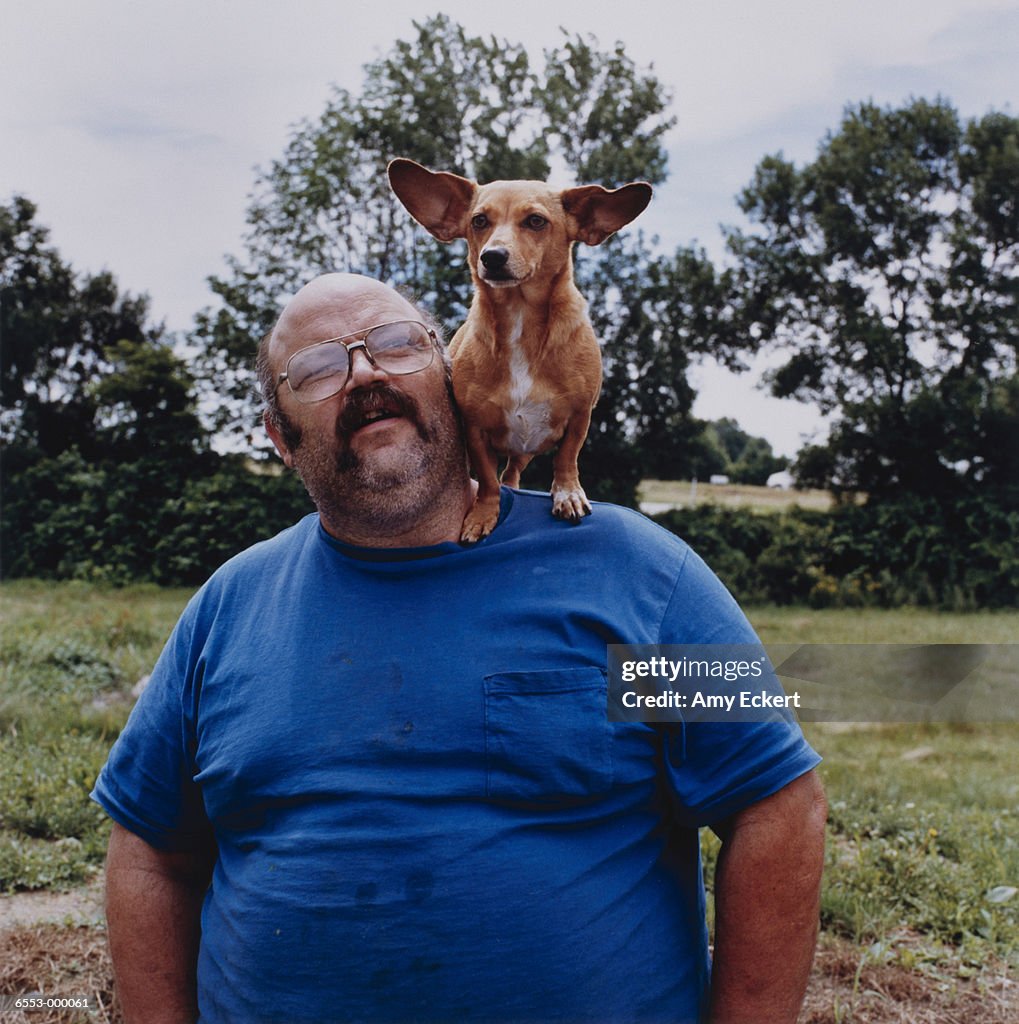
319,477,479,549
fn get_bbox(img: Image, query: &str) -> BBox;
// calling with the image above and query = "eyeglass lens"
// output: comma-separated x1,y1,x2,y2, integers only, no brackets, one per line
286,321,434,402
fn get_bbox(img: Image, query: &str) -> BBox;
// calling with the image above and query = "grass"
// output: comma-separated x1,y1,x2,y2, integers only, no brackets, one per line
700,717,1019,957
0,581,193,893
740,604,1019,973
746,605,1019,644
638,477,839,512
2,581,1017,1021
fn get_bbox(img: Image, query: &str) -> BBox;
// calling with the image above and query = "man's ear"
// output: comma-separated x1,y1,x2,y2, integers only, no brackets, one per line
264,409,295,469
561,181,653,246
388,158,477,243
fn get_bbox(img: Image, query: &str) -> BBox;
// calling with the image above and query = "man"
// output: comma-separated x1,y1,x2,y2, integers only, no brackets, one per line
93,273,826,1024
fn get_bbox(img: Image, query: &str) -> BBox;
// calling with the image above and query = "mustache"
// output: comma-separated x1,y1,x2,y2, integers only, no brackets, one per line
336,384,419,437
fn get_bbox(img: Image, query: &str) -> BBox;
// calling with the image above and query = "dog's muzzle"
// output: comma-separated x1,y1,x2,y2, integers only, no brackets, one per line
479,247,516,282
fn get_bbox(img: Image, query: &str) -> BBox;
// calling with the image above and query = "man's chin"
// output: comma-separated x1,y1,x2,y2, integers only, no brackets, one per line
334,439,431,490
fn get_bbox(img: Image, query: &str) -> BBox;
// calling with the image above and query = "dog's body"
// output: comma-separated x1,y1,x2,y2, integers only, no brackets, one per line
388,159,651,542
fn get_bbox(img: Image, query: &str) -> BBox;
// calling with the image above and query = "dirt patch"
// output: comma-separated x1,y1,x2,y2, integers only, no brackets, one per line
0,878,104,932
802,935,1017,1023
0,923,116,1024
0,918,1014,1022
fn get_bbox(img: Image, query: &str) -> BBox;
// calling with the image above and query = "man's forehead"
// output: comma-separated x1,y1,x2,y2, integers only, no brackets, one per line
272,276,418,356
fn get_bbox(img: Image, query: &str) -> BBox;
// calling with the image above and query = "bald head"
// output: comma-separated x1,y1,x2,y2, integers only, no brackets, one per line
266,273,422,378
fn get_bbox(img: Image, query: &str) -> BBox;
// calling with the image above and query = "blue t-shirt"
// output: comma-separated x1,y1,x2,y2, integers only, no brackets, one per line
92,489,819,1024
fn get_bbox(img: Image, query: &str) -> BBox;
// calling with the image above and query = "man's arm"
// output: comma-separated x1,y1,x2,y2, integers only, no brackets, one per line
708,769,827,1024
105,822,215,1024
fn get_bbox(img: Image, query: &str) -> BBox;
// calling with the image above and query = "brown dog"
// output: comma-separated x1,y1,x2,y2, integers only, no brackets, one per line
388,158,652,542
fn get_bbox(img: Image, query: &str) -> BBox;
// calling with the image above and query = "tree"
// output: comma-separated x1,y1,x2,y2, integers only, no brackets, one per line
194,16,740,504
575,239,743,494
726,98,1018,501
691,418,787,485
92,338,207,464
1,195,163,460
1,196,226,583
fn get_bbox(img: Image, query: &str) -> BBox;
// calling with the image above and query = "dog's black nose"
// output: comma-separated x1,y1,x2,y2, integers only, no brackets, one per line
480,247,509,271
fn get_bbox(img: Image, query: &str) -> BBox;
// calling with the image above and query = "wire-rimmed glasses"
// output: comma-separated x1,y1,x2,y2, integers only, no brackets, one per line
277,320,438,404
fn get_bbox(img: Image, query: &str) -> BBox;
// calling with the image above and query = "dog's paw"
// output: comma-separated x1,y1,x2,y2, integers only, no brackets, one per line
551,486,592,523
460,501,501,543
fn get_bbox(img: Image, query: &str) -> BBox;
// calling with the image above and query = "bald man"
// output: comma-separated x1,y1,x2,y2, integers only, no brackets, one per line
94,274,825,1024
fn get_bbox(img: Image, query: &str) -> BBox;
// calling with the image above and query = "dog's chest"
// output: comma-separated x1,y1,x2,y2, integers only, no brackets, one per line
501,318,554,454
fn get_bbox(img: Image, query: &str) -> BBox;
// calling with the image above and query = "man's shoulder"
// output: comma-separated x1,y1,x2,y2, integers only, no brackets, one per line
507,488,689,557
202,513,320,590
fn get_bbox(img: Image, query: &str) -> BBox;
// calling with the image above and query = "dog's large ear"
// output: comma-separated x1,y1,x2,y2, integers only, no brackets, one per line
561,182,653,246
388,158,477,243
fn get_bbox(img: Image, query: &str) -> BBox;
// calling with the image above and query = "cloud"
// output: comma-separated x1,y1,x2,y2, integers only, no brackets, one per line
69,107,222,148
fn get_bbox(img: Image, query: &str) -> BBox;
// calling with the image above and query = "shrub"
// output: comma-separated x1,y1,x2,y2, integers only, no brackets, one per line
2,450,312,587
655,496,1019,609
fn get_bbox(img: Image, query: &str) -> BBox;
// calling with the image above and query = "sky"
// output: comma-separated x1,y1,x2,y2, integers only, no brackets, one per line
2,0,1016,457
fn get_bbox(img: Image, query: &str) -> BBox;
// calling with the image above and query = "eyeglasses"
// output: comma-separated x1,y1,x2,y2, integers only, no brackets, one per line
277,320,438,404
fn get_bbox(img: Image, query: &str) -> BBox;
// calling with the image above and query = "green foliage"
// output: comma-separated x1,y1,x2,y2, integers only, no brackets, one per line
812,725,1019,958
1,450,313,585
671,417,788,484
655,494,1019,609
0,735,110,843
726,98,1019,504
577,239,743,490
655,503,829,605
0,582,192,891
0,196,316,587
92,337,205,462
151,461,314,583
1,195,164,460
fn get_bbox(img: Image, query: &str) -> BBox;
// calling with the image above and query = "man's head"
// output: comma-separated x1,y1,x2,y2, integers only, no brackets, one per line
257,273,471,545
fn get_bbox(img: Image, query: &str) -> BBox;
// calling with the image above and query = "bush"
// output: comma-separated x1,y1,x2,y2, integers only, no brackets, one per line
0,732,112,892
151,461,313,584
654,496,1019,609
1,449,312,586
653,505,829,605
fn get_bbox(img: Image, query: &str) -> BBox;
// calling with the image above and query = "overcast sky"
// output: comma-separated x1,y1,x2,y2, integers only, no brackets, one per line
2,0,1016,457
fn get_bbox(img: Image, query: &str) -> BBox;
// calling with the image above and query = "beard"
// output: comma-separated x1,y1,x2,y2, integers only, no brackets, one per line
284,378,466,535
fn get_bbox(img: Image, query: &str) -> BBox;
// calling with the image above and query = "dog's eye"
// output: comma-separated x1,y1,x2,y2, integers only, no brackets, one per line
525,214,547,230
471,214,489,230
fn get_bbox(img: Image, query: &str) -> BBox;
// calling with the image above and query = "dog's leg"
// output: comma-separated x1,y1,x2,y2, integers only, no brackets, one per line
500,453,534,490
550,408,594,522
461,425,503,543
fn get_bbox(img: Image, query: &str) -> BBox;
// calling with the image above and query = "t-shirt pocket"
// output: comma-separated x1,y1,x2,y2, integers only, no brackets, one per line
483,668,613,803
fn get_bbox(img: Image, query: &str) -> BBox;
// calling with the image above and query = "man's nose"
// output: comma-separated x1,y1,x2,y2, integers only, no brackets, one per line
344,342,389,390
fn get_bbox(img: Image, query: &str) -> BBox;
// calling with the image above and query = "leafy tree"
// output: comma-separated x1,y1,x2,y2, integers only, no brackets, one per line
1,195,163,460
0,196,263,585
728,437,787,486
92,338,207,464
194,16,739,505
642,416,787,484
693,417,787,485
574,238,742,496
725,98,1019,501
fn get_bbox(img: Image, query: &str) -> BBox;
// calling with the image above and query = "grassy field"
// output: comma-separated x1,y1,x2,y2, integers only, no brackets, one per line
1,581,1016,1021
638,477,840,512
0,582,193,893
